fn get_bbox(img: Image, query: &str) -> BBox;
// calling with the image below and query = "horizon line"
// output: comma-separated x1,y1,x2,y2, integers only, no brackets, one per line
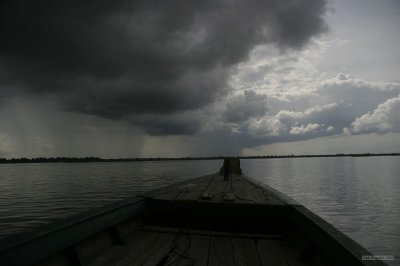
1,152,400,164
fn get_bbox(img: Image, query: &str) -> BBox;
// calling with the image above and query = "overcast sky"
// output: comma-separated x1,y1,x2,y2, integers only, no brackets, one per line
1,0,399,158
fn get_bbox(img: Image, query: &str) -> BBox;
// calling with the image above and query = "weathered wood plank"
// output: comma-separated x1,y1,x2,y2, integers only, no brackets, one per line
230,175,268,204
208,237,234,266
141,233,175,266
227,174,245,203
153,175,216,201
114,232,173,266
280,240,309,266
176,175,215,201
142,225,283,239
256,239,288,266
232,238,261,266
77,229,116,264
88,230,154,266
197,175,229,203
153,189,182,201
242,175,300,206
238,175,285,205
243,179,267,205
171,235,210,266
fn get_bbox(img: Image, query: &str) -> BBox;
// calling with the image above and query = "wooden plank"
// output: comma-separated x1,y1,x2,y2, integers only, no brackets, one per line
153,174,216,201
230,174,268,204
114,232,173,266
89,230,154,266
232,238,261,266
176,235,209,266
176,175,215,201
278,240,309,266
242,179,267,204
142,173,219,199
141,233,176,266
142,225,283,240
77,229,116,264
153,189,182,200
242,175,300,206
238,175,285,205
208,237,234,266
197,174,230,203
227,174,245,203
163,234,209,266
256,239,288,266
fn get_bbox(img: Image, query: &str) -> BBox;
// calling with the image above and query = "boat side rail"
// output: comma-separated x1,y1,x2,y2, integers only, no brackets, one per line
289,205,388,266
0,196,146,266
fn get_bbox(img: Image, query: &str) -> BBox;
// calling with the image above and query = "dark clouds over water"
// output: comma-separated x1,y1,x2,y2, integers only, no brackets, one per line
0,0,327,134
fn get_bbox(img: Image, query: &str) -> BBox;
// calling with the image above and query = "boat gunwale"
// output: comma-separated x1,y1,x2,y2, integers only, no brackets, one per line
0,196,146,265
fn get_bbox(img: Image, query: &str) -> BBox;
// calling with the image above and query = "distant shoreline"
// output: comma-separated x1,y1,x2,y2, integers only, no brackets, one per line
1,153,400,164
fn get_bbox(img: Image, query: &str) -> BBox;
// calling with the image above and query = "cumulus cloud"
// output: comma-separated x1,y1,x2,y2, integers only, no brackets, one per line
223,90,268,123
350,95,400,134
290,123,320,134
0,0,328,135
232,73,400,147
248,116,283,137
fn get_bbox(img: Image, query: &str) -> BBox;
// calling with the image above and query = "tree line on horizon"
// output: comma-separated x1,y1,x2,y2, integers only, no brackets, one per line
0,153,400,164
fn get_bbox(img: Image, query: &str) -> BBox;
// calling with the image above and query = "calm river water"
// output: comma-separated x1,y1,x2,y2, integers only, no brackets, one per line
0,157,399,264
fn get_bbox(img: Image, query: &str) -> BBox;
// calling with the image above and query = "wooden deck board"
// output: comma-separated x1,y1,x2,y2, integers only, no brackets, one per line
176,174,215,201
280,241,309,266
88,230,154,266
115,232,173,266
175,235,210,266
142,225,284,239
208,237,235,266
88,226,309,266
257,239,289,266
197,175,230,203
237,174,285,205
153,189,183,201
230,175,268,204
232,238,261,266
152,173,286,206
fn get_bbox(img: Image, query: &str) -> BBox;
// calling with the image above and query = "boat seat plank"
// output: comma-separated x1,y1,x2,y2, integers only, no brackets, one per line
208,236,234,266
232,238,261,266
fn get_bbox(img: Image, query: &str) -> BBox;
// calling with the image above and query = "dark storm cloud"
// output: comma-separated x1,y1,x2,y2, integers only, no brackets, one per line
0,0,327,134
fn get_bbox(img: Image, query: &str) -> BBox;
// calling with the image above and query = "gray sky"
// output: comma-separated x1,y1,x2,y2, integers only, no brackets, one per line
0,0,399,158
